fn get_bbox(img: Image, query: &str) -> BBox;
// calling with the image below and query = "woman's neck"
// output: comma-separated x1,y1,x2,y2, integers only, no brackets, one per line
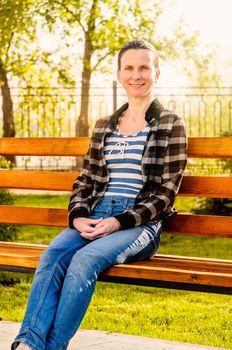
126,96,154,121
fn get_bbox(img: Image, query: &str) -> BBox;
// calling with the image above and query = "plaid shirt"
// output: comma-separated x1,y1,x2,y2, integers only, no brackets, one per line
68,99,187,229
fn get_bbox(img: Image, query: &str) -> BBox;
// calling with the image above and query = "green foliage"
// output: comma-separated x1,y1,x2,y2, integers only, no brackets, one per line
0,0,37,71
1,0,219,139
0,156,12,168
193,198,231,216
0,189,14,205
46,0,199,74
0,189,19,241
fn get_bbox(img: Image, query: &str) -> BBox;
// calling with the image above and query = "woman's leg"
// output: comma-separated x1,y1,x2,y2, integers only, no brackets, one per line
45,220,162,350
11,228,89,350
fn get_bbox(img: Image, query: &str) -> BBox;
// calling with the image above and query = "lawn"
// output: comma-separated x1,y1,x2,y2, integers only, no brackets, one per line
0,194,231,348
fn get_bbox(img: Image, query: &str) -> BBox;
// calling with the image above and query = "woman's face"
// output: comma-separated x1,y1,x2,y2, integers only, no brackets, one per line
117,49,159,99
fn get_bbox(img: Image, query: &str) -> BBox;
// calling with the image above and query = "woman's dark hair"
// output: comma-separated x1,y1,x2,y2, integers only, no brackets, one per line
117,39,159,70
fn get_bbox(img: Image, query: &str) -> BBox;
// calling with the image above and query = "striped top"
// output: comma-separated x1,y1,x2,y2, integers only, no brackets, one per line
103,125,149,198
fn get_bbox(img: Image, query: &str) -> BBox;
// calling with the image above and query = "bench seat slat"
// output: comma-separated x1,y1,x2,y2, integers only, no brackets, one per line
0,251,231,274
1,171,232,198
0,206,231,237
102,265,232,288
0,242,230,266
0,242,231,289
0,242,45,256
0,137,232,158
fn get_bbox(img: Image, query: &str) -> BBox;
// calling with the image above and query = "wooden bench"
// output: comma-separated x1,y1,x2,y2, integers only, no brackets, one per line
0,137,231,295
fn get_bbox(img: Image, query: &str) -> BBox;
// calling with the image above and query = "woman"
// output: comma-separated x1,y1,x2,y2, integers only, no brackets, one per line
12,39,187,350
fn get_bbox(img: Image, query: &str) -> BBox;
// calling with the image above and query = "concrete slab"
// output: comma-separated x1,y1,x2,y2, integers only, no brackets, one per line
0,321,229,350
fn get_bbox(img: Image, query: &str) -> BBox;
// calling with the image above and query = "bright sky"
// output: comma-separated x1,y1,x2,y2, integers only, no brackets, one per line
158,0,232,85
173,0,232,45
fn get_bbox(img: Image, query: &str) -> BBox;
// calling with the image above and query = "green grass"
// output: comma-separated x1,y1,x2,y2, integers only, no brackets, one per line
1,279,231,348
13,193,70,208
0,194,231,348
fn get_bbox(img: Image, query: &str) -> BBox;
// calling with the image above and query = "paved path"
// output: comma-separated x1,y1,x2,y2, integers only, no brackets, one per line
0,322,229,350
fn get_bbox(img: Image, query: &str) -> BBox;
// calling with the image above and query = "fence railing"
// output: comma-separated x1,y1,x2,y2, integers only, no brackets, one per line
1,85,232,137
0,85,232,172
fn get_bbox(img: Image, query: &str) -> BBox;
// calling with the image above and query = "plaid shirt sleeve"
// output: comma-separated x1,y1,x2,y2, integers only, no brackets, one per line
114,114,187,229
68,146,93,228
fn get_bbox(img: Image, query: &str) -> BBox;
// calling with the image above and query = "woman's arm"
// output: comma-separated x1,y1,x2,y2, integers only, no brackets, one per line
68,147,94,228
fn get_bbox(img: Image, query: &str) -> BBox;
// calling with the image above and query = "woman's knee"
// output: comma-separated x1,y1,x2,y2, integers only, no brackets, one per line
68,248,105,279
36,246,63,272
37,228,83,271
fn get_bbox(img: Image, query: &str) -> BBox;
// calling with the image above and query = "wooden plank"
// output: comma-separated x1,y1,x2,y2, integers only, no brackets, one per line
180,176,232,198
188,137,232,158
165,213,232,237
0,206,67,227
0,241,45,256
0,206,231,237
0,254,39,269
0,137,89,156
0,137,232,158
1,242,230,266
133,255,232,274
0,170,77,191
101,264,232,288
1,241,231,274
0,244,231,288
0,171,232,198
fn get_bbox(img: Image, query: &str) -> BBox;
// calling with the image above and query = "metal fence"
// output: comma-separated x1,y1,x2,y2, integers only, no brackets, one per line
0,85,232,172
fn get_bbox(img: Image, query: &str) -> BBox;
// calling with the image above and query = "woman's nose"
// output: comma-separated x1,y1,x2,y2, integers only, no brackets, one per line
131,70,141,79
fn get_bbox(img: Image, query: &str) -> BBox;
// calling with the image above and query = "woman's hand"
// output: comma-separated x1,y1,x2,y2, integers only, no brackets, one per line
73,217,103,234
78,217,121,240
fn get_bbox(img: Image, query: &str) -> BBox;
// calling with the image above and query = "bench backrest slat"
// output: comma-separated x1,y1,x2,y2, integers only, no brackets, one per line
0,137,232,158
0,205,231,238
0,171,231,198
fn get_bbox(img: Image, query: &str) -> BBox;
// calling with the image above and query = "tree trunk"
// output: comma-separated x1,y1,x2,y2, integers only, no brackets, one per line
76,0,98,138
0,62,16,165
75,33,93,168
75,0,97,168
76,32,93,137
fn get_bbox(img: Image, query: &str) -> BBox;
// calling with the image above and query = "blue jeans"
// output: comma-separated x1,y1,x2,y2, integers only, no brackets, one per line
12,197,162,350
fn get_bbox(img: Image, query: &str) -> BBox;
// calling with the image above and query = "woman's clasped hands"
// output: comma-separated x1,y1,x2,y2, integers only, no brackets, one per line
73,217,121,240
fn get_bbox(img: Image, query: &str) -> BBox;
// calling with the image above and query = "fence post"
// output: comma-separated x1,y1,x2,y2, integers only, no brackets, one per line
113,80,117,112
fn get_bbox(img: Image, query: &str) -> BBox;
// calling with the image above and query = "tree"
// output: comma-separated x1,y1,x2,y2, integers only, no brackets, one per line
1,0,214,146
47,0,183,136
0,0,38,163
0,0,75,164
